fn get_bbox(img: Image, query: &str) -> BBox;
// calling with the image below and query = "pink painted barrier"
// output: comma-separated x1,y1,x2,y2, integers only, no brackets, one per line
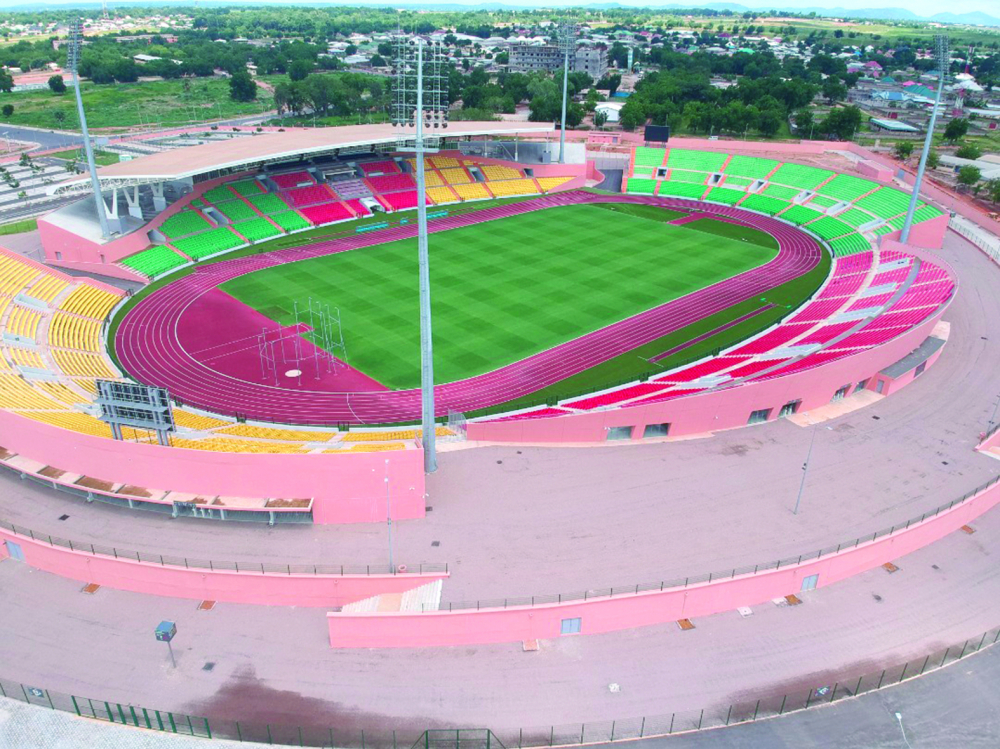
0,410,426,525
0,527,446,607
327,476,1000,647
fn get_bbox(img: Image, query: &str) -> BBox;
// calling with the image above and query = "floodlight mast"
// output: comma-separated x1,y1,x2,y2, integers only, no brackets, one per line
68,19,110,239
900,35,948,245
558,24,576,165
393,36,448,474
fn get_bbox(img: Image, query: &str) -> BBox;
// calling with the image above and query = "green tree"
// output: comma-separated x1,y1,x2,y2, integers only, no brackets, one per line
984,179,1000,204
955,143,982,160
926,150,940,169
288,59,312,82
0,68,12,93
1,104,13,117
47,74,66,94
794,109,813,134
229,70,257,102
894,141,914,160
593,109,608,128
957,165,981,188
944,118,969,143
822,77,847,103
818,105,862,140
369,54,386,68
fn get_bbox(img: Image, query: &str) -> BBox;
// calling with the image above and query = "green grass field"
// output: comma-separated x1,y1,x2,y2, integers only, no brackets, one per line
221,203,781,391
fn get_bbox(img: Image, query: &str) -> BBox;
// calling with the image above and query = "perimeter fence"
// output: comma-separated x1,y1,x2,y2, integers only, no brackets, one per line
1,624,998,747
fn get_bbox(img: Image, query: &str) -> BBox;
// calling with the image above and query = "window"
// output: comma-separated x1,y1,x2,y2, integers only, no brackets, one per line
55,251,63,261
779,400,801,418
801,574,819,592
876,379,885,394
831,385,850,402
914,362,926,378
606,426,633,441
748,408,772,425
855,379,869,393
560,617,582,635
643,423,670,439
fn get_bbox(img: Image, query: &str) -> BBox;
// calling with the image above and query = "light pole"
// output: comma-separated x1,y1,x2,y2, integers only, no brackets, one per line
901,35,949,245
393,35,448,474
557,23,576,164
67,18,110,239
385,458,394,572
793,425,831,515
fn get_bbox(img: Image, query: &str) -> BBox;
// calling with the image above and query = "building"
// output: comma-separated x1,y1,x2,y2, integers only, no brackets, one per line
509,44,608,79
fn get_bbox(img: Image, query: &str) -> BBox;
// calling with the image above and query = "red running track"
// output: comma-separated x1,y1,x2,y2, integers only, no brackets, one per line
115,192,824,424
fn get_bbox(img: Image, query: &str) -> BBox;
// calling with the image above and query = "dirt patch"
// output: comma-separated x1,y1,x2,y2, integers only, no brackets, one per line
265,498,311,508
38,465,65,479
74,476,115,492
117,484,152,498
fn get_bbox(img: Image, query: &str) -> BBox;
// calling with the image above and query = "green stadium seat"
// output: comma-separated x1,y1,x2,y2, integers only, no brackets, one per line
666,149,728,172
768,163,834,191
656,181,707,199
887,204,944,230
634,147,666,168
271,211,311,232
158,210,211,239
807,195,838,209
762,184,800,201
234,217,282,242
780,205,824,226
854,187,912,220
873,224,896,236
816,174,879,202
631,166,655,177
214,200,257,222
626,178,658,195
805,216,854,241
172,227,244,260
828,233,871,257
723,154,778,180
119,245,188,278
249,193,292,215
740,194,790,216
203,185,237,204
706,187,744,205
837,207,879,229
669,169,709,184
230,179,263,196
721,176,753,188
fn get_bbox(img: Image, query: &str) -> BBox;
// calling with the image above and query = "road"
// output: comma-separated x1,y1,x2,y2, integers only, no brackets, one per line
0,124,82,151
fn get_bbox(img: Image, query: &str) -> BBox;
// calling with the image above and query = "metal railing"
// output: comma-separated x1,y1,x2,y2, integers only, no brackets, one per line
423,472,1000,612
0,514,447,578
2,623,998,748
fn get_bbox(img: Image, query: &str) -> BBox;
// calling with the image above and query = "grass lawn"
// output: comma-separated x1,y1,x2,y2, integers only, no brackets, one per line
0,218,38,236
221,203,779,391
0,78,273,131
46,148,119,166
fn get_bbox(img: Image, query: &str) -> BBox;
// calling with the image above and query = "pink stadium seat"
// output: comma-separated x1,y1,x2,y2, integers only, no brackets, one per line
271,171,314,189
835,251,875,274
633,387,706,405
345,199,371,217
827,326,910,349
817,273,866,299
285,185,335,207
791,299,848,322
359,160,401,175
366,174,416,193
728,324,812,356
567,383,671,410
660,356,749,383
299,202,354,226
726,359,790,380
871,267,912,286
797,321,858,345
380,191,429,211
494,407,572,421
847,292,894,312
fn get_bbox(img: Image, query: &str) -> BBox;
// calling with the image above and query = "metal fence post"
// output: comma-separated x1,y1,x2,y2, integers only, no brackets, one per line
779,695,787,715
639,717,645,738
753,699,760,721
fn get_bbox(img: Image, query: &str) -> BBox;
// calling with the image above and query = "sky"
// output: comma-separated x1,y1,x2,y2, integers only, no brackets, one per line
1,0,998,18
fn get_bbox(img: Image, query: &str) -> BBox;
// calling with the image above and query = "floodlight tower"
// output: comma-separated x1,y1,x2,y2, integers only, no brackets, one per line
900,35,948,245
393,35,448,474
67,19,110,239
557,23,577,164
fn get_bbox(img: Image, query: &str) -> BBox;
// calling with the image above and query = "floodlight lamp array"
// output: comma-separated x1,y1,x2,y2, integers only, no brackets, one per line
392,36,450,131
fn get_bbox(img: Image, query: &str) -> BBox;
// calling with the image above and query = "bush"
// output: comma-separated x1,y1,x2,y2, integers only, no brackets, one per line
955,143,982,160
1,104,13,117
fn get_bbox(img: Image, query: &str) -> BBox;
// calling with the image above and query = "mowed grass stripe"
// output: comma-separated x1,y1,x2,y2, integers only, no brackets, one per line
221,204,778,390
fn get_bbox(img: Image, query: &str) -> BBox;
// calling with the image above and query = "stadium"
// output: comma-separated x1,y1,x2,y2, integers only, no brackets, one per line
1,118,999,746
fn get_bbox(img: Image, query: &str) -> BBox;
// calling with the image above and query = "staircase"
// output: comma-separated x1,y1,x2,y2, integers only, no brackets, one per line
341,579,443,613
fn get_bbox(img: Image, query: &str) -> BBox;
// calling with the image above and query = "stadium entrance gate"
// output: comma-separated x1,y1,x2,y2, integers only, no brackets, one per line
411,730,505,749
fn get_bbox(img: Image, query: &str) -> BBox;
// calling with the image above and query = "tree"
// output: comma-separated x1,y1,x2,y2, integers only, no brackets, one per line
894,141,914,161
0,68,12,93
926,150,940,169
593,109,608,128
47,74,66,94
288,59,312,82
596,73,621,97
943,118,969,143
794,109,813,134
369,54,386,68
756,108,782,138
229,70,257,102
1,104,12,117
822,78,847,103
818,105,862,140
53,110,66,124
985,179,1000,204
345,44,358,56
957,165,981,188
955,143,982,160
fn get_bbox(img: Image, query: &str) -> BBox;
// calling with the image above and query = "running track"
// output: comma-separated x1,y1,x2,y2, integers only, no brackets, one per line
115,192,824,424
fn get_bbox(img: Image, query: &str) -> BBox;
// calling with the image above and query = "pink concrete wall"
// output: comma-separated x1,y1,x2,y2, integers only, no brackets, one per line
327,477,1000,647
876,212,949,250
0,410,426,524
468,309,946,444
0,540,8,563
856,159,894,182
0,526,445,607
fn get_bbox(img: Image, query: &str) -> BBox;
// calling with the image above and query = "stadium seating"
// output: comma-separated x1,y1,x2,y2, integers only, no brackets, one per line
60,285,120,320
234,217,282,242
427,186,459,204
723,154,778,179
438,168,474,186
6,305,40,341
804,216,853,241
422,170,446,188
249,193,292,214
855,188,912,219
807,195,839,209
24,275,68,304
9,346,44,369
828,233,873,257
172,227,244,260
767,163,833,190
780,205,823,225
887,204,943,230
270,171,314,189
816,174,878,202
218,424,336,442
657,181,707,199
740,194,789,216
366,174,416,193
203,185,237,204
379,191,429,211
214,200,257,223
430,156,460,169
345,199,371,217
271,211,311,232
230,179,263,197
158,210,211,239
50,313,102,352
705,187,744,205
634,147,666,168
359,160,400,175
480,164,522,181
721,176,753,188
285,185,336,208
666,149,728,172
626,178,658,195
537,177,573,192
669,169,709,184
486,179,539,198
120,245,188,278
328,179,372,200
761,184,799,201
453,183,491,201
52,349,117,378
299,202,354,225
836,208,878,229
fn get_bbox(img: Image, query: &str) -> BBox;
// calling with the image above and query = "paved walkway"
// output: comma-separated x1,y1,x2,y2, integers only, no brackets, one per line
0,232,996,606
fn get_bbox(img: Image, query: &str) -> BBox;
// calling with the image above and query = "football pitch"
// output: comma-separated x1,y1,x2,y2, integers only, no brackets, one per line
221,203,781,390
